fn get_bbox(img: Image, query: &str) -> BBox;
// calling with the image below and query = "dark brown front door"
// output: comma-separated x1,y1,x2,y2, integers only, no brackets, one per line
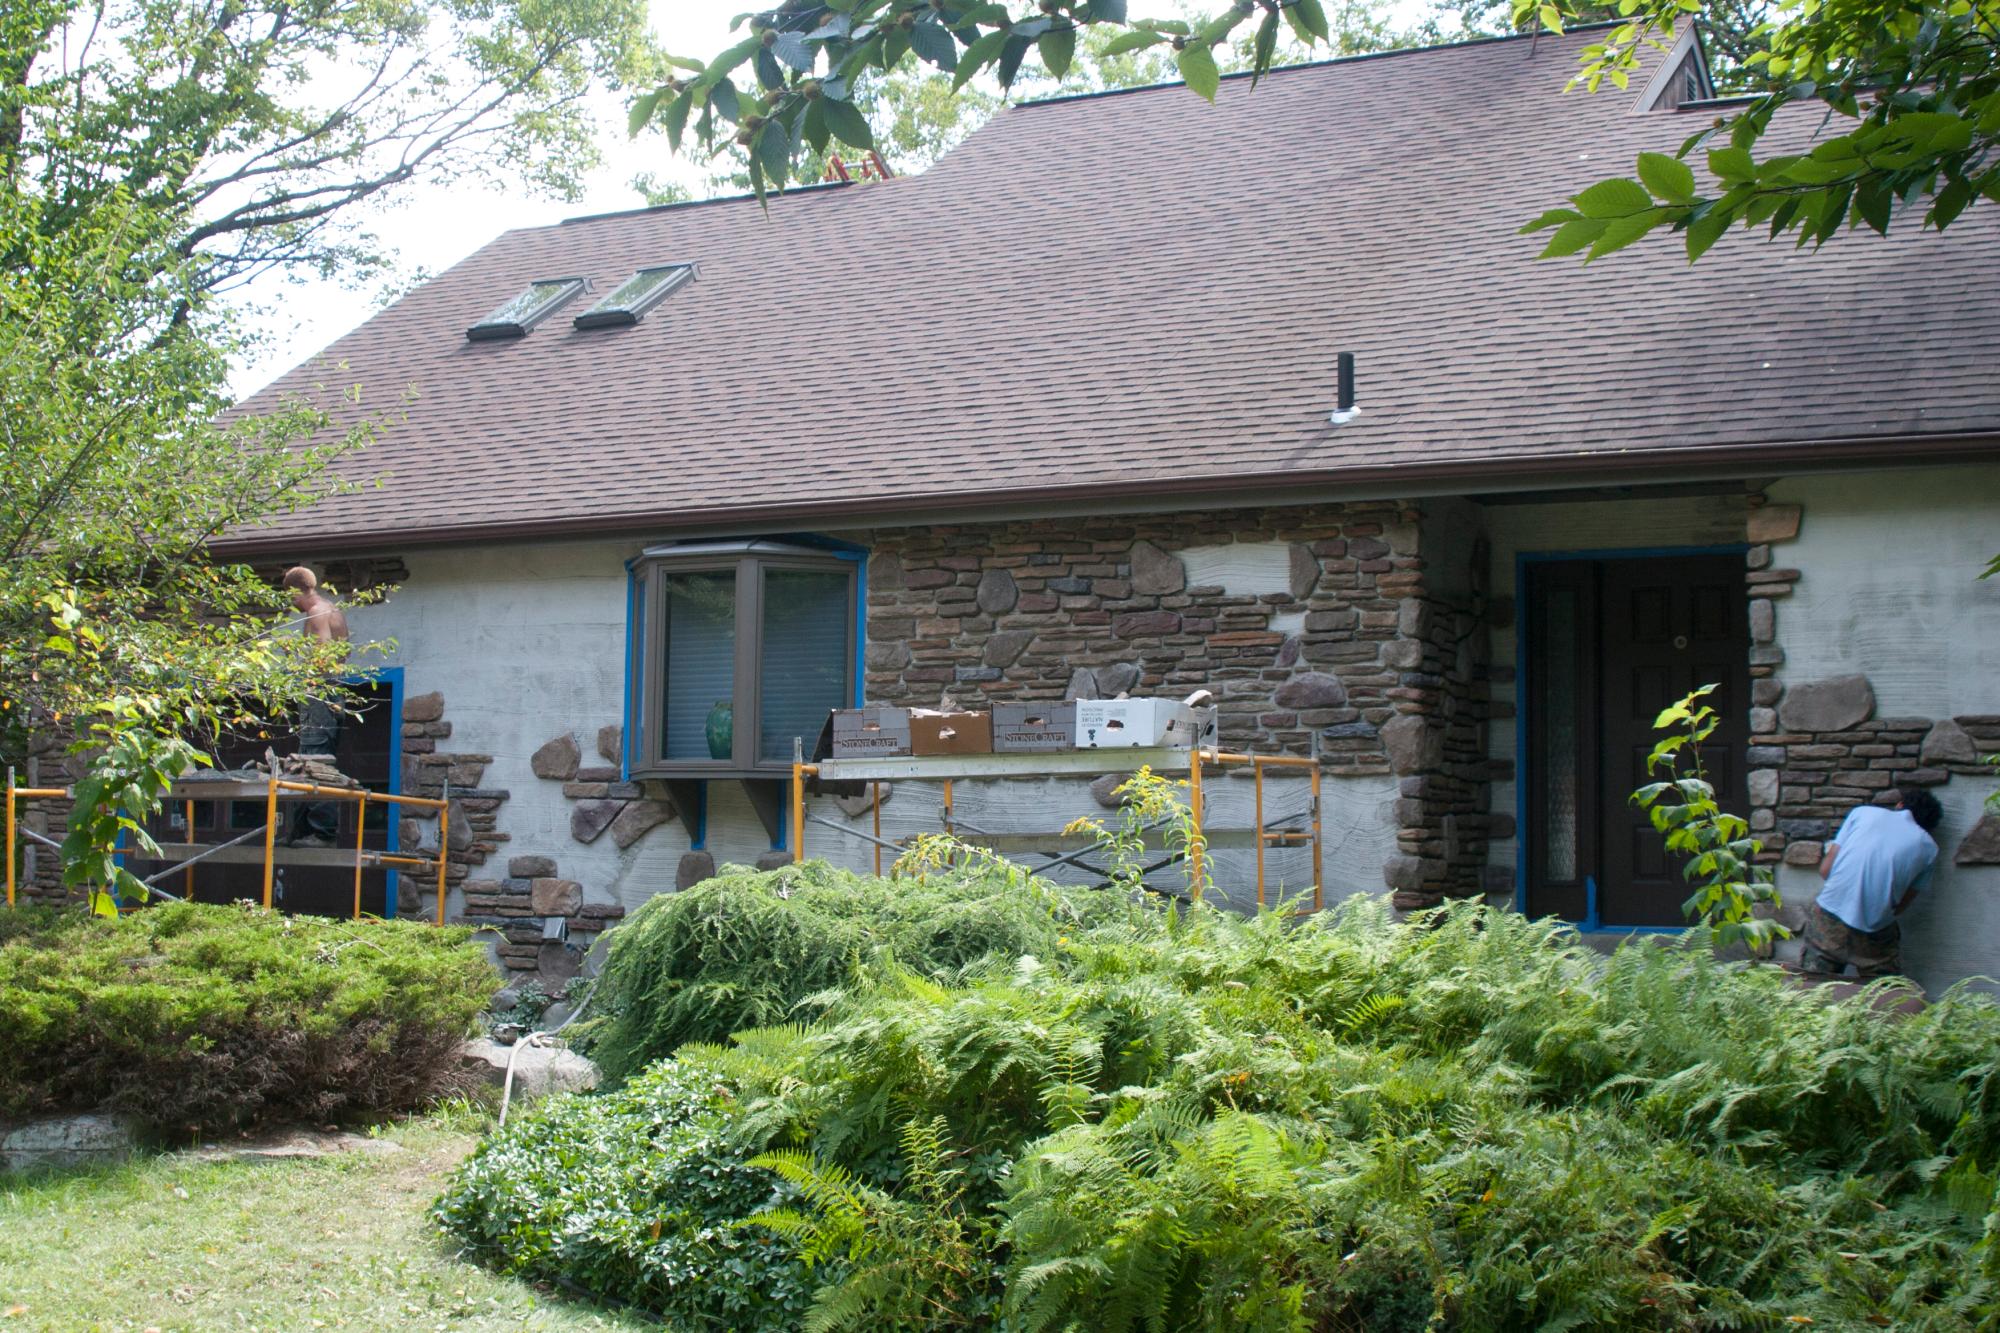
1524,554,1749,928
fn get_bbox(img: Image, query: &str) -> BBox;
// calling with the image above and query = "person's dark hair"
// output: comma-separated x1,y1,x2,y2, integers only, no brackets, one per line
1898,786,1943,834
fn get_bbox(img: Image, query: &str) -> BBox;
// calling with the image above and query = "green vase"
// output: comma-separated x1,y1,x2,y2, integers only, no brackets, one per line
706,699,733,760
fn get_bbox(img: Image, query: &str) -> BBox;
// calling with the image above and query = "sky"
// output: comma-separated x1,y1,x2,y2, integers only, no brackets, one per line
228,1,775,398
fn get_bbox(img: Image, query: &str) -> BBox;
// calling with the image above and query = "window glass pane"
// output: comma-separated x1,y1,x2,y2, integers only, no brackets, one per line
759,568,851,762
661,571,737,761
1540,587,1579,882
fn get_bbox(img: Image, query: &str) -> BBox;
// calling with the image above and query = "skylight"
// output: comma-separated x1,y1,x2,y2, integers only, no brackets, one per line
466,277,586,341
572,264,696,330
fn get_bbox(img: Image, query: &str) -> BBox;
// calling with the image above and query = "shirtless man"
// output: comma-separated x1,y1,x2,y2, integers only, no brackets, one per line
283,567,350,846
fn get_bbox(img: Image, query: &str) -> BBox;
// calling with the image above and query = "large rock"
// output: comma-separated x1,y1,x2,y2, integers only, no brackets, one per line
508,854,558,879
1129,540,1185,596
1748,597,1775,644
1957,815,2000,866
609,799,674,850
1274,672,1347,710
596,725,624,765
1097,662,1142,698
1778,675,1875,734
1,1113,138,1173
1288,544,1320,600
1064,667,1099,701
1380,714,1441,776
676,849,717,890
459,1038,599,1103
531,733,581,781
975,568,1018,615
446,800,474,853
570,799,624,844
984,630,1036,669
754,850,794,871
402,691,445,724
1090,773,1131,808
530,878,583,915
1747,769,1779,807
1921,719,1978,765
1746,503,1803,544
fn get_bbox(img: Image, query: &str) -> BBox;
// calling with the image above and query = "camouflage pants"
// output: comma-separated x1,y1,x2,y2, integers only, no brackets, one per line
1799,901,1902,978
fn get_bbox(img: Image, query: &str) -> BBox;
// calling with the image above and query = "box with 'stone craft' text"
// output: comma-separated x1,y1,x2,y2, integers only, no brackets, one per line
829,706,913,757
991,701,1076,752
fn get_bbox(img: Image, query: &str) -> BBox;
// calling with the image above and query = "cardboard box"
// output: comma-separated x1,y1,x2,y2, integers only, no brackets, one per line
992,701,1076,753
908,709,993,755
830,706,913,757
1074,697,1219,749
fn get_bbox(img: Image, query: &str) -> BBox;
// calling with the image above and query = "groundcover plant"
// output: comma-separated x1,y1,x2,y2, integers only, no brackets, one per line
437,861,2000,1331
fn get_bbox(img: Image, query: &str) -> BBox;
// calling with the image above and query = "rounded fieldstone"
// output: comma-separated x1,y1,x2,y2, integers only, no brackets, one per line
676,850,717,890
754,850,794,871
976,568,1018,615
1380,714,1440,776
1777,675,1875,734
530,733,581,781
1090,773,1131,808
1096,662,1142,697
401,691,445,724
1129,539,1185,596
1288,544,1319,599
596,724,624,764
1956,815,2000,866
984,629,1036,668
1065,667,1099,700
1921,719,1978,765
1273,672,1347,710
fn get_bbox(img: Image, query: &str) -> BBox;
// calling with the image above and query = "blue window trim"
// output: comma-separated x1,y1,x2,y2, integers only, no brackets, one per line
1513,543,1749,935
623,536,868,853
369,665,405,919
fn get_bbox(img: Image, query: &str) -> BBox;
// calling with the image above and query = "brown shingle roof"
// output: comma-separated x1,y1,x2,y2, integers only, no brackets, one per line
227,27,2000,554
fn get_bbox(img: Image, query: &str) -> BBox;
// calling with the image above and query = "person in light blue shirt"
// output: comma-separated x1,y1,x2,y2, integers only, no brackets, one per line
1798,787,1943,978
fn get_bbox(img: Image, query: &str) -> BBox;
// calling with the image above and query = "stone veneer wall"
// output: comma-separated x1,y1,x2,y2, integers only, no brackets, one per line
859,502,1494,902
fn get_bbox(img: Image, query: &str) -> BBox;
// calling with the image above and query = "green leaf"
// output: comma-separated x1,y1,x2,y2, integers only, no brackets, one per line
755,119,791,188
1707,147,1755,182
820,95,873,151
1572,177,1653,219
996,32,1032,88
1684,208,1731,261
1176,43,1221,103
1637,151,1696,204
627,87,665,138
1102,30,1165,56
709,78,741,125
954,29,1008,91
801,98,829,154
1521,207,1582,233
1249,10,1279,86
1540,217,1606,257
908,21,958,71
1286,0,1331,41
1039,26,1076,79
662,91,695,152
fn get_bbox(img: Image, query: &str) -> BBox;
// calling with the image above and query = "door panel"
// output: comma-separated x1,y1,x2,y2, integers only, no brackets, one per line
1596,555,1750,926
1523,553,1749,928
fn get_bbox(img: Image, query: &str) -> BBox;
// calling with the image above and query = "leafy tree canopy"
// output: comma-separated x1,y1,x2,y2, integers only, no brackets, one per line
632,0,1994,263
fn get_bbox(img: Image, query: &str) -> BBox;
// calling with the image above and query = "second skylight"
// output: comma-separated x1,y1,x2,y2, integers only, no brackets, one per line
573,263,696,330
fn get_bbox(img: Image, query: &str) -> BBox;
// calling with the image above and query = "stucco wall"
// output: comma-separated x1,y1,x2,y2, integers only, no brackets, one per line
1763,465,2000,993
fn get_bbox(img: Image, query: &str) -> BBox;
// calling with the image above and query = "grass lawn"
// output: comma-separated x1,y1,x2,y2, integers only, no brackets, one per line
0,1112,652,1333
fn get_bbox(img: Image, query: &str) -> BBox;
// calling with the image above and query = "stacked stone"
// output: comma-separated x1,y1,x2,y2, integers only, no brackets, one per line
529,729,674,851
397,690,509,887
458,854,626,976
862,504,1424,765
1746,674,1992,866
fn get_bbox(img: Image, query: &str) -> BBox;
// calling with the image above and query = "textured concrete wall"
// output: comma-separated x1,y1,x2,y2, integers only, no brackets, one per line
1765,465,2000,993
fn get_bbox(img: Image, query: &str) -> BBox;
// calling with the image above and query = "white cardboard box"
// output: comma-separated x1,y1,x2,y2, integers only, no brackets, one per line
1073,698,1218,749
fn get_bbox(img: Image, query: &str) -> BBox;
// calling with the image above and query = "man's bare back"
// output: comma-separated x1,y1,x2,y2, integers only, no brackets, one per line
283,567,350,649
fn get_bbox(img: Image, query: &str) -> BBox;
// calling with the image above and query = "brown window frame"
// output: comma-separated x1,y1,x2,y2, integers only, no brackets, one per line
630,541,858,780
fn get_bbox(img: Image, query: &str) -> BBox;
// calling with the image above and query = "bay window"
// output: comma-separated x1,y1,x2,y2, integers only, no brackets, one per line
631,541,859,778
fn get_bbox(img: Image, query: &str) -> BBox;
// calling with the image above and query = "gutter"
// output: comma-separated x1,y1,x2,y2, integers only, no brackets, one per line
211,429,2000,559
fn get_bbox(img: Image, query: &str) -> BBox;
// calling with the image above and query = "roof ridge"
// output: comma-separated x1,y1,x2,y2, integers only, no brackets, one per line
1012,19,1625,110
559,177,856,228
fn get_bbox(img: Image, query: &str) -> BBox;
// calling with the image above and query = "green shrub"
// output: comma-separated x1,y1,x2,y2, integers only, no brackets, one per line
433,1053,820,1331
0,900,493,1133
440,872,2000,1331
584,859,1123,1082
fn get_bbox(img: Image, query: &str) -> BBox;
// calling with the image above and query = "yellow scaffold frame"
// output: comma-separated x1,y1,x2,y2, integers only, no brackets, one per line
5,770,452,923
790,745,1323,911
